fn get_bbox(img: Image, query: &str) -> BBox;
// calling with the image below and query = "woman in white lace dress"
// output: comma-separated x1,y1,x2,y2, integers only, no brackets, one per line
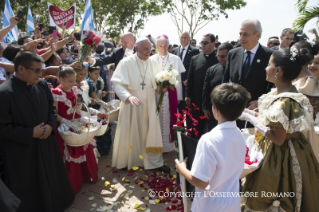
241,44,319,211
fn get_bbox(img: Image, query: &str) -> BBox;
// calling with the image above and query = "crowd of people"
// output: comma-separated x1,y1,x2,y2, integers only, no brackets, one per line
0,13,319,212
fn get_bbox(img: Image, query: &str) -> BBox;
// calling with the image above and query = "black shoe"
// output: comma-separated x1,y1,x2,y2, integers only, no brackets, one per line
121,167,128,170
155,165,171,173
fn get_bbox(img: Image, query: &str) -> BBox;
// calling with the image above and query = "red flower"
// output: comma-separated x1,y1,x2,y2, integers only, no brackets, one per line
176,121,183,127
174,113,183,119
87,30,95,39
181,110,187,114
187,113,193,119
199,115,205,120
93,35,101,48
84,38,93,45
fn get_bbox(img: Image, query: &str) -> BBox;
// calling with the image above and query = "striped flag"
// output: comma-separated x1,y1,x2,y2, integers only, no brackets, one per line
26,5,34,32
80,0,95,32
2,0,18,43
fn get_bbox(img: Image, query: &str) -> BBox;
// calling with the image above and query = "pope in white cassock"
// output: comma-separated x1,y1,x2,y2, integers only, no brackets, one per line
111,37,171,173
151,35,185,152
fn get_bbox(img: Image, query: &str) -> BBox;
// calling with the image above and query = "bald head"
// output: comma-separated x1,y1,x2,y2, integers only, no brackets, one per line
180,31,190,48
121,32,136,51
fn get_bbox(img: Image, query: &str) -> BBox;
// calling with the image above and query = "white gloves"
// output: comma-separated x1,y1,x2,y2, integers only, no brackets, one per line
244,108,256,117
239,112,270,136
61,118,81,133
88,108,99,115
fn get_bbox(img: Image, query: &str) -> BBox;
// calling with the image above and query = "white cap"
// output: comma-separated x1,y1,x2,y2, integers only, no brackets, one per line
135,37,150,46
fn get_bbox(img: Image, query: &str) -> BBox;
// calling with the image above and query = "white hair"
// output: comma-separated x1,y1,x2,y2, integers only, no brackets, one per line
242,19,263,34
156,36,170,46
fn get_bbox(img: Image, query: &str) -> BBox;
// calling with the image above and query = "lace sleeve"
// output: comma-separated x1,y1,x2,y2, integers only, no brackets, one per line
259,96,313,133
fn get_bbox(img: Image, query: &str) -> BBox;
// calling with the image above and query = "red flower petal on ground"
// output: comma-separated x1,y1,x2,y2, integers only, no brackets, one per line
171,205,177,210
112,170,118,173
106,165,111,167
172,199,178,204
166,206,172,211
199,115,205,120
176,121,183,127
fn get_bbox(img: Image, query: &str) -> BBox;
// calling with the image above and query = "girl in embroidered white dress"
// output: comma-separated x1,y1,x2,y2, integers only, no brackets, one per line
52,66,101,193
240,44,319,211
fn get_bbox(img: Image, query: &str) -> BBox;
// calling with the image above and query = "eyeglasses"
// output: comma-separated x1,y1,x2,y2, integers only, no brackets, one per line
23,66,43,74
199,41,212,46
216,55,227,59
190,42,196,45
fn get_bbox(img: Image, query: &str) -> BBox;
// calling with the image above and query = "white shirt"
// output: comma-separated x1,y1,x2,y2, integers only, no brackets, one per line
179,44,189,62
190,121,246,212
243,43,259,65
0,57,13,81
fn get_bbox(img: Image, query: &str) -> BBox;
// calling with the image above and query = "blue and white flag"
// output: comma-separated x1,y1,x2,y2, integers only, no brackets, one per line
2,0,18,43
80,0,95,32
26,5,34,32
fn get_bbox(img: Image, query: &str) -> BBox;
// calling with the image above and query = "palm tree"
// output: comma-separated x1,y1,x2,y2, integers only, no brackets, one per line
293,0,319,31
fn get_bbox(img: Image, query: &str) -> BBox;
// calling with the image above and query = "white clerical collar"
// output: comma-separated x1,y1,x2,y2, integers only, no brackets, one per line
158,53,169,58
180,44,189,51
135,54,147,63
245,43,259,54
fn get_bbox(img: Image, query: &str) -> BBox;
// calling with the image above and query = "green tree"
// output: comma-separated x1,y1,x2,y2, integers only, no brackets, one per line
293,0,319,31
166,0,246,38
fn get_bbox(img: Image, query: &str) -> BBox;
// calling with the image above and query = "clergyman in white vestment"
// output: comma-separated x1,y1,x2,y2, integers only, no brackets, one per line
151,35,185,152
111,37,171,173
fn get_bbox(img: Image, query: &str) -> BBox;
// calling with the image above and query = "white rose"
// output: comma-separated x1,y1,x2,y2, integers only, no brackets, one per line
159,73,166,83
169,77,177,85
171,69,179,77
164,72,172,81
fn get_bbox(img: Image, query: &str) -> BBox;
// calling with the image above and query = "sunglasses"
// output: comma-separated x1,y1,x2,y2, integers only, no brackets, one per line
23,66,43,74
270,42,280,45
216,55,227,59
190,42,196,44
199,41,212,46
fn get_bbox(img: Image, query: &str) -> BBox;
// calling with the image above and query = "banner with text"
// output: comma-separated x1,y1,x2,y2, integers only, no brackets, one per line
47,2,76,29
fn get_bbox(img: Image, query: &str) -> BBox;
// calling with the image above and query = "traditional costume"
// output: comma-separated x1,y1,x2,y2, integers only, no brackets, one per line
52,85,98,193
243,87,319,212
150,53,185,152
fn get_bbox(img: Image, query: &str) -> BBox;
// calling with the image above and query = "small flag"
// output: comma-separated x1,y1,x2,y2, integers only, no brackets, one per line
80,0,95,32
2,0,18,43
26,5,34,32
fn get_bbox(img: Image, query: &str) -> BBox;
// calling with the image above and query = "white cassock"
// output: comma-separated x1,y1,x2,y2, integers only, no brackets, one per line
111,54,164,170
151,53,186,152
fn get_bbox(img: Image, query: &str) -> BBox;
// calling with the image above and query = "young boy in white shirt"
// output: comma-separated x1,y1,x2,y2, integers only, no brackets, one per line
175,83,251,212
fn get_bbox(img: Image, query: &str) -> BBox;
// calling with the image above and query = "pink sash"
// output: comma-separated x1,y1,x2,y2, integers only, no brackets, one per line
168,88,178,142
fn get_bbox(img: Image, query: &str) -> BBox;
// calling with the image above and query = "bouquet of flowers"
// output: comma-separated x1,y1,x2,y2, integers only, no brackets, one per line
79,30,101,62
155,63,179,114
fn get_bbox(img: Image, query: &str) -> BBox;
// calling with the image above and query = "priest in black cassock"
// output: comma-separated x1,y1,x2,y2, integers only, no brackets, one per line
0,52,74,212
202,42,233,133
185,33,218,139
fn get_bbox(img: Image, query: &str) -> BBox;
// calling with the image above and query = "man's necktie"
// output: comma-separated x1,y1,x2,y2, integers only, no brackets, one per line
180,48,185,61
242,51,251,79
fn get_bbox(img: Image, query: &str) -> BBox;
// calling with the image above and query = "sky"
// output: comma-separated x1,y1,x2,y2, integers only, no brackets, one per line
139,0,318,47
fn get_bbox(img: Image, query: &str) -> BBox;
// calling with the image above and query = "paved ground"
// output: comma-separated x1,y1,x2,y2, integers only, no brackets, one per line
65,124,190,212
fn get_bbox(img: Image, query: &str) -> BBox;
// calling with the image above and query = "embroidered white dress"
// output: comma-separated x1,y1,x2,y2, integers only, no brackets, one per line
150,53,185,152
243,87,319,212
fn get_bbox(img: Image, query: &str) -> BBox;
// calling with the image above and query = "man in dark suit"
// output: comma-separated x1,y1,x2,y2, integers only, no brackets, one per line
202,42,233,132
222,19,274,128
185,33,218,139
172,31,200,112
86,32,136,68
